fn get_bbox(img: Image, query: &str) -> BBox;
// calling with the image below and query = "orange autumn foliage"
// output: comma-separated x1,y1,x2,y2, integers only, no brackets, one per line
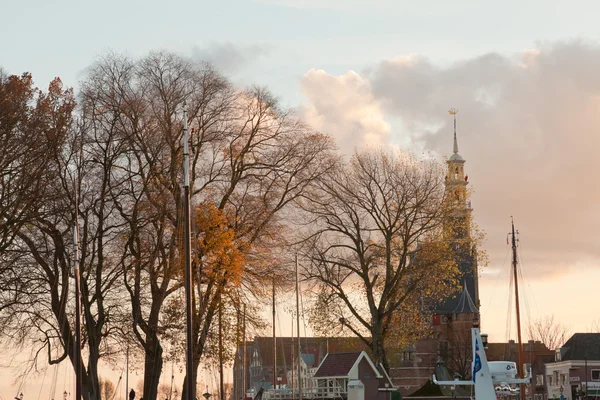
193,202,245,288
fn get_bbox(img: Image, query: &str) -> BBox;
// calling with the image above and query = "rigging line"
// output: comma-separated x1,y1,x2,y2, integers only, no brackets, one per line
517,243,540,319
37,365,48,400
49,360,60,400
108,374,123,400
485,244,511,311
505,257,514,343
516,256,533,335
276,300,288,376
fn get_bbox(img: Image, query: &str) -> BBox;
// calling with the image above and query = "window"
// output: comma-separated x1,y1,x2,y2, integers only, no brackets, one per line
548,375,553,386
592,370,600,381
554,371,559,383
439,341,449,358
536,375,544,386
560,374,566,385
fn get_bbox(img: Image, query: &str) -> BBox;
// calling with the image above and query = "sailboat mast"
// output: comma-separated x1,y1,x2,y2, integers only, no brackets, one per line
125,344,129,400
273,277,277,390
218,298,224,400
291,317,294,400
511,218,526,400
73,165,82,400
242,303,247,399
295,254,302,399
182,102,195,400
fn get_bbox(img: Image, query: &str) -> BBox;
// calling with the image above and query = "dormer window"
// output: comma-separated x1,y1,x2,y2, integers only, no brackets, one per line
555,349,561,361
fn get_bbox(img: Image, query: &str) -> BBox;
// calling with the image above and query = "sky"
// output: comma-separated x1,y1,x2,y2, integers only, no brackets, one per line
3,0,600,397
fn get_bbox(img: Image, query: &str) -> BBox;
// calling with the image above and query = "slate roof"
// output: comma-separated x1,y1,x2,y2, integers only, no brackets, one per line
435,255,478,314
313,352,362,378
452,281,479,313
560,333,600,360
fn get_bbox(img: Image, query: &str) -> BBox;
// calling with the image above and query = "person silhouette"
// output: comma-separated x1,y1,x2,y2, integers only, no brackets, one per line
129,390,135,400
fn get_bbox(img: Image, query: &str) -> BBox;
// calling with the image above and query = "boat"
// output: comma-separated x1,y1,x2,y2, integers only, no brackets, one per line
433,324,531,400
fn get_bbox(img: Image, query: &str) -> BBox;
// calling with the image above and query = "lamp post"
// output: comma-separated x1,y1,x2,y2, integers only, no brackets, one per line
560,385,564,400
277,376,282,389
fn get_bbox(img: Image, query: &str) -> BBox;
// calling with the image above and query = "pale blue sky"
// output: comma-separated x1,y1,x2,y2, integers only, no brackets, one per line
4,0,600,397
3,0,600,105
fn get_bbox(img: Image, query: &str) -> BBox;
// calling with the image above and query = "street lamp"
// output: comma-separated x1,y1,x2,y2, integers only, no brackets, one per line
452,375,460,399
277,376,282,389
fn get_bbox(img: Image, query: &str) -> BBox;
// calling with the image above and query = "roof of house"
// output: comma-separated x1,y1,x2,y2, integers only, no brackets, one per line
561,333,600,360
486,340,553,362
313,352,363,378
248,336,371,368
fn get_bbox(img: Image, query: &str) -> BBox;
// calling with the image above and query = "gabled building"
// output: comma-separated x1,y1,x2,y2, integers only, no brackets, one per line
313,351,396,400
232,336,370,397
545,333,600,400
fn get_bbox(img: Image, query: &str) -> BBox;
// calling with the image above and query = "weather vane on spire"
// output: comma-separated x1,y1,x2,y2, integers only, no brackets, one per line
448,108,459,154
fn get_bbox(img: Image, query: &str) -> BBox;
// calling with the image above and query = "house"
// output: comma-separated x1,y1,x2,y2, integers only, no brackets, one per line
313,351,396,400
545,333,600,400
232,336,370,397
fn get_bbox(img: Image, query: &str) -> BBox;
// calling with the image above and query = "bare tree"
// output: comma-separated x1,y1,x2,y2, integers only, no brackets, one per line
300,150,467,370
80,51,336,400
526,314,569,350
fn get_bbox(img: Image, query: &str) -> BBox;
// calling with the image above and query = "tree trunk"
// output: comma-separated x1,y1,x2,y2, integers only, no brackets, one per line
142,334,163,400
86,347,101,400
181,356,200,400
372,322,389,372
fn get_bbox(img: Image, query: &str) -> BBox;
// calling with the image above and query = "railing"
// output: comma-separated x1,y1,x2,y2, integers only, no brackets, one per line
261,386,346,399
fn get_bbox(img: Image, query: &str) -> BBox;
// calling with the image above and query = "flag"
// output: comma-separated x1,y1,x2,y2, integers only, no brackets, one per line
473,339,482,382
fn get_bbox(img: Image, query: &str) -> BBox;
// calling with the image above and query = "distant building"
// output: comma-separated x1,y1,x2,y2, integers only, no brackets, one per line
486,339,554,400
313,351,395,400
232,336,370,397
545,333,600,400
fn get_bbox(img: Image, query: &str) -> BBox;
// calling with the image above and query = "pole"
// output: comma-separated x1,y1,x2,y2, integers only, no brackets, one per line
511,218,526,400
291,318,294,400
183,102,196,400
235,308,240,400
585,356,588,400
273,277,277,390
242,304,247,400
295,254,302,400
74,169,82,400
219,297,224,400
125,344,129,400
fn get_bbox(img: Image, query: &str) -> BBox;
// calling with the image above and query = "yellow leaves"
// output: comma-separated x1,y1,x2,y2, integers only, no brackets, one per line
194,202,245,288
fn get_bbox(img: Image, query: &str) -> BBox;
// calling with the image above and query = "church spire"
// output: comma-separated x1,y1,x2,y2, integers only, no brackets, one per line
450,108,459,154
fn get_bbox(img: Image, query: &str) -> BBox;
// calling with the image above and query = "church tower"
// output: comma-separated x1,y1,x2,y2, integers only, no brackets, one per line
446,108,469,214
435,109,479,315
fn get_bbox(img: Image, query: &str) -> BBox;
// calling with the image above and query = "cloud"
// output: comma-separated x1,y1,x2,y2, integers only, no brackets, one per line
191,42,270,75
300,40,600,277
300,68,391,155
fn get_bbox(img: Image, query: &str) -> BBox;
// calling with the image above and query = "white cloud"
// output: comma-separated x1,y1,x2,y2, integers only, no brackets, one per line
300,41,600,278
300,68,391,155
